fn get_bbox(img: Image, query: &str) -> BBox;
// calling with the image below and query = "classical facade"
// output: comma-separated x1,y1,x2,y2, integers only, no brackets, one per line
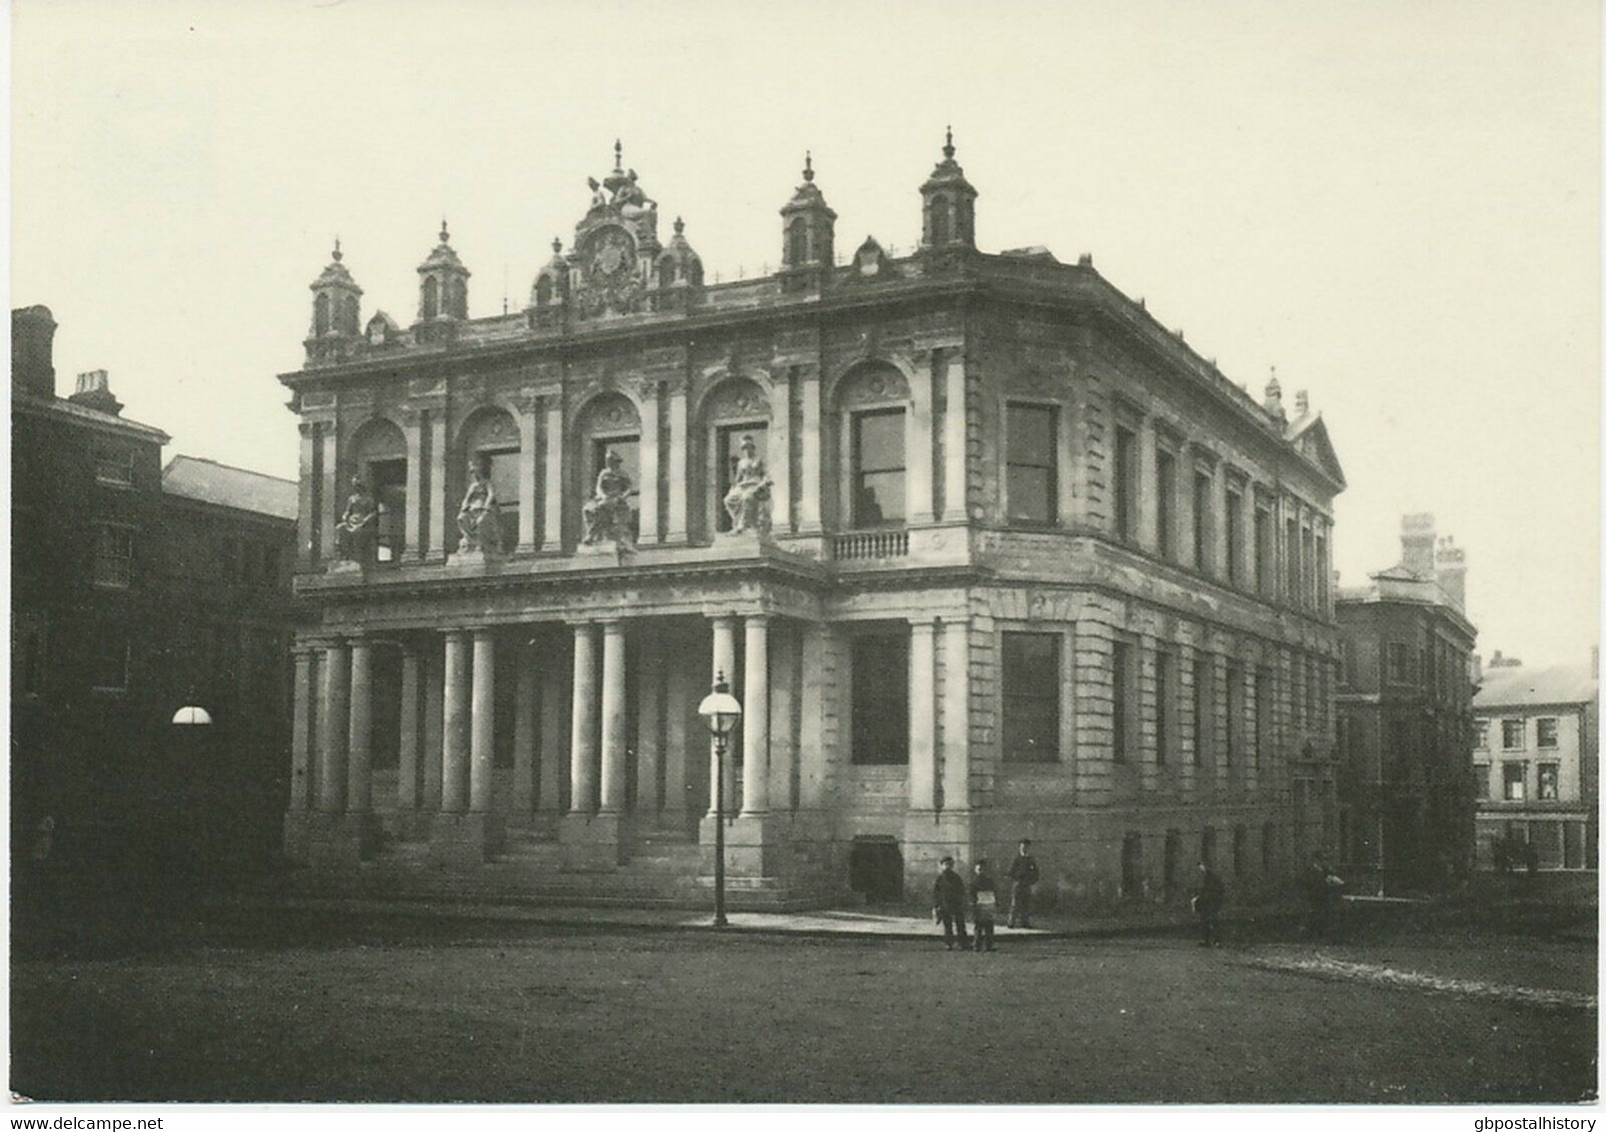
281,137,1346,908
1334,515,1478,894
11,307,297,876
1472,657,1598,872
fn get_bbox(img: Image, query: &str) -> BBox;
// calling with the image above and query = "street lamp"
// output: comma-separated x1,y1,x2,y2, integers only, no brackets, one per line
171,705,213,726
697,671,742,928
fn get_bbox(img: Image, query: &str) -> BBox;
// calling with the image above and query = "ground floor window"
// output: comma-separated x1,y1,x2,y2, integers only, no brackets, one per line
851,633,909,764
1002,632,1059,761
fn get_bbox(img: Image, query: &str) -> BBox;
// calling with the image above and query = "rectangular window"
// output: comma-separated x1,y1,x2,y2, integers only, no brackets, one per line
1285,517,1300,604
1302,528,1315,608
1155,650,1174,765
1537,717,1559,749
1315,533,1329,611
1113,426,1137,541
1501,719,1525,750
716,424,769,533
1389,719,1412,780
94,446,134,487
1538,763,1560,800
1474,764,1490,801
91,629,130,692
1192,656,1212,766
1006,404,1056,525
1254,505,1273,598
1003,632,1060,761
1474,719,1489,749
851,633,909,764
1225,487,1244,586
1155,448,1176,560
1386,642,1409,684
1291,655,1304,727
1255,667,1273,767
1193,472,1212,574
1112,640,1132,762
1306,662,1319,733
1503,762,1526,801
1225,662,1244,765
852,410,905,527
93,524,134,588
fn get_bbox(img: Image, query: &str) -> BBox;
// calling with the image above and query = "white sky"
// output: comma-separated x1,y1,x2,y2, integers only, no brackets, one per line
11,0,1600,667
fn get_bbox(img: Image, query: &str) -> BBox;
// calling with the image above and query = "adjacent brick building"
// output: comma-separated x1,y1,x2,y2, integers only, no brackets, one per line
10,306,297,874
1334,515,1478,893
281,137,1346,908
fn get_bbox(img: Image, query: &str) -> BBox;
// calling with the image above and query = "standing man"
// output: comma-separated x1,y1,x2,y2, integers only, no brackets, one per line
932,856,970,951
1192,860,1225,947
1007,838,1040,928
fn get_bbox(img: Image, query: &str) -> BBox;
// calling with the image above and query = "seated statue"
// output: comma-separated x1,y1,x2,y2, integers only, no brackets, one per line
582,449,636,547
722,435,772,535
456,458,503,555
334,476,379,563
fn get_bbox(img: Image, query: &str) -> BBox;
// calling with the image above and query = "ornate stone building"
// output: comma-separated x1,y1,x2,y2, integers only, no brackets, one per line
282,137,1346,908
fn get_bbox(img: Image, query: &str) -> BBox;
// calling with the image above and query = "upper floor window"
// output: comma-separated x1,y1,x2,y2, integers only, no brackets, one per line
1002,632,1059,761
1474,719,1489,749
1113,426,1138,541
93,524,134,589
1254,504,1274,598
1255,667,1273,766
1474,764,1490,801
1155,649,1176,765
91,628,130,693
1503,761,1526,801
1537,763,1560,800
851,409,905,527
1386,642,1410,684
1501,719,1525,750
1225,661,1245,764
1111,639,1133,762
1191,655,1212,766
1155,448,1177,560
95,447,134,487
1005,403,1056,525
1225,487,1244,587
1537,717,1559,748
1285,517,1300,604
1193,472,1212,574
716,424,769,533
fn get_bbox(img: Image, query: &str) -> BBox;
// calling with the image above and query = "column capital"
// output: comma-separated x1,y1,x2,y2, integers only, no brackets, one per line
742,612,772,628
442,626,472,641
907,615,939,630
599,617,627,633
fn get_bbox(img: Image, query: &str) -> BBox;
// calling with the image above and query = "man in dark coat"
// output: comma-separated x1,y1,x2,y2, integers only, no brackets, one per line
932,857,970,950
1007,839,1040,928
1304,858,1343,939
1192,860,1225,947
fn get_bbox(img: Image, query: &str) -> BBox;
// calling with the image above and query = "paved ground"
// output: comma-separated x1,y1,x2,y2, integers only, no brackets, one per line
9,898,1597,1105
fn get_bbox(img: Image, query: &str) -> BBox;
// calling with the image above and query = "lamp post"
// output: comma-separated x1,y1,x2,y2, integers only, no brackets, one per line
697,671,742,928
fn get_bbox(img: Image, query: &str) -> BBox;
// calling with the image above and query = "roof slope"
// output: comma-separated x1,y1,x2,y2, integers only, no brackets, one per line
1474,662,1598,710
162,455,298,521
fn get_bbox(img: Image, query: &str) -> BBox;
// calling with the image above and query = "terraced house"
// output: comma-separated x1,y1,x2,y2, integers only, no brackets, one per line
281,136,1345,908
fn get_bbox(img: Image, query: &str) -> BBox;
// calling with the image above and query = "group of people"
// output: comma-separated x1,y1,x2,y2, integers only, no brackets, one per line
930,839,1041,952
932,840,1346,949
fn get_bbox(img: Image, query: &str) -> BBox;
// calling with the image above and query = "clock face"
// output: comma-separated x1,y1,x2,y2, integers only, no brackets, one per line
591,229,633,278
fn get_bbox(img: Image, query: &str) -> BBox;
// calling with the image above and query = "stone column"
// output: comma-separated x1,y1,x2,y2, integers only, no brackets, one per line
798,366,822,533
469,628,496,813
427,410,449,560
708,615,738,815
318,424,339,567
289,646,315,812
538,657,567,819
798,623,828,808
769,370,792,533
941,620,970,812
598,620,628,814
517,397,540,554
346,635,374,814
663,650,694,827
441,629,471,812
512,640,539,816
569,622,600,814
542,398,564,552
944,351,969,522
636,635,663,820
638,386,661,544
317,639,350,814
666,385,689,542
907,619,938,810
741,615,771,815
907,355,936,524
397,642,422,813
404,413,425,561
297,424,318,569
768,624,797,812
422,644,445,812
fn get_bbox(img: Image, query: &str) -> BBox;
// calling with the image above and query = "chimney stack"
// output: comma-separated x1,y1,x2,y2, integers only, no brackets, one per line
68,368,123,416
1294,389,1309,416
11,305,57,398
1400,513,1436,575
1434,534,1467,610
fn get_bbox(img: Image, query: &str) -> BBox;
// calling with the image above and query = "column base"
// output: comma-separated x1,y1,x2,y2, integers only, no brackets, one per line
700,812,784,877
559,811,624,870
428,812,504,868
903,809,977,897
306,812,381,869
